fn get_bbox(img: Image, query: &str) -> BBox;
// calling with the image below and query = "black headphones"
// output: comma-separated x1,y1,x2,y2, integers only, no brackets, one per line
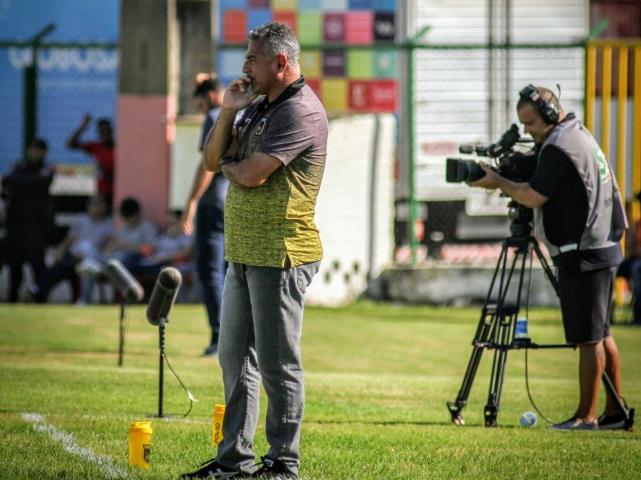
519,84,559,124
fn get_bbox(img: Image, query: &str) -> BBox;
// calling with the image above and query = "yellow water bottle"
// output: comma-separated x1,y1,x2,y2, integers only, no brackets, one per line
129,421,152,469
212,404,225,445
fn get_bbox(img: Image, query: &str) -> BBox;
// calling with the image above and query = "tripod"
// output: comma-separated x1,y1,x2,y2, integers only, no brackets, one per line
446,220,634,429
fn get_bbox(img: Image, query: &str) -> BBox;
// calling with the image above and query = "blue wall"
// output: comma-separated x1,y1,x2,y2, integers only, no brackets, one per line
0,0,119,173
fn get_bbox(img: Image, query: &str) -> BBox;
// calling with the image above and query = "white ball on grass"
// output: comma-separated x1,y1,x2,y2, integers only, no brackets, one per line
519,411,537,427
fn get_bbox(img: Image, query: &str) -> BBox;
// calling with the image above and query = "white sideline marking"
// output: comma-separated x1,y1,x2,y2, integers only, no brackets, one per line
21,412,129,479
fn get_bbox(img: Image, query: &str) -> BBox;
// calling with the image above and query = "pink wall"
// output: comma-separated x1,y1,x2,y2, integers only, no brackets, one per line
115,95,176,226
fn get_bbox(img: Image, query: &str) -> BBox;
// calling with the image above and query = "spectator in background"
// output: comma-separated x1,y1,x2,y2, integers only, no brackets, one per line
133,210,194,278
617,191,641,325
102,197,158,265
33,194,112,303
1,138,54,302
76,197,157,304
67,114,115,210
181,76,229,356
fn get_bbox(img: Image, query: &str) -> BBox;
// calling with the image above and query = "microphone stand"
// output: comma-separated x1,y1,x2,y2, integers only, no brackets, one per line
157,317,167,418
118,301,127,367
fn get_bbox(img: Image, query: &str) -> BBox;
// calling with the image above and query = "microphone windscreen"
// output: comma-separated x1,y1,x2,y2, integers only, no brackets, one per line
159,266,182,290
146,267,182,326
458,144,476,155
104,259,144,303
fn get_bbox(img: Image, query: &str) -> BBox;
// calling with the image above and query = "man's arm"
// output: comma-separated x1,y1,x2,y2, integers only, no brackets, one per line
221,152,282,188
67,114,91,149
203,108,236,172
469,163,549,208
203,77,257,172
180,162,214,234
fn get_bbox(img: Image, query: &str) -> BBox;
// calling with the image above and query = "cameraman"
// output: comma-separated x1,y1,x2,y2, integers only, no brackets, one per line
469,85,629,430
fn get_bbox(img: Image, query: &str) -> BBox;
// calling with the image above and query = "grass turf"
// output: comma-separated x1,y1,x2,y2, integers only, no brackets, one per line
0,302,640,479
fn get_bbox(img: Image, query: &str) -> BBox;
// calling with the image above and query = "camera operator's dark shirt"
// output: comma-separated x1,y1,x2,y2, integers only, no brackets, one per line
529,145,588,247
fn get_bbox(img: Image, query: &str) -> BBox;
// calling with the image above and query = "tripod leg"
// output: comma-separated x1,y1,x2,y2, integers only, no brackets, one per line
484,315,513,427
483,241,531,427
447,306,496,424
532,238,559,295
447,244,511,425
601,371,635,430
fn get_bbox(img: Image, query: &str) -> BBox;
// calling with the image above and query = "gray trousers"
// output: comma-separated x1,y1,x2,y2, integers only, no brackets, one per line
216,261,319,475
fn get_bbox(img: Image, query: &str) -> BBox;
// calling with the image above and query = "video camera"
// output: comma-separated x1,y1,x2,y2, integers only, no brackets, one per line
445,124,537,184
445,124,538,237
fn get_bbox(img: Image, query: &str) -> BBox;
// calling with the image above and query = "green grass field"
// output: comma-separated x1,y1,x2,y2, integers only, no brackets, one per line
1,302,640,479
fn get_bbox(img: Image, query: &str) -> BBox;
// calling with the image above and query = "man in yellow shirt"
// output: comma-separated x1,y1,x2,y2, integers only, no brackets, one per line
181,22,328,480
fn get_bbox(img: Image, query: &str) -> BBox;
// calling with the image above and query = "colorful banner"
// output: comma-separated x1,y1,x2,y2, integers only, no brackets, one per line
216,0,398,113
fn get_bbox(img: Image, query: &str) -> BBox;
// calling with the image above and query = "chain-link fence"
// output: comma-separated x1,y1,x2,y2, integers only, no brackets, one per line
398,43,586,258
411,44,585,203
0,43,118,185
0,43,118,249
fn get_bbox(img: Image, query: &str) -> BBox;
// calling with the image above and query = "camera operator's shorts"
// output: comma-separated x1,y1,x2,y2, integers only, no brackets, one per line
557,263,614,344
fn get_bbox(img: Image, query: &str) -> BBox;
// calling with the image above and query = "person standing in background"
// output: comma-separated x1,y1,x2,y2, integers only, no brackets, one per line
67,114,115,211
181,77,229,356
616,191,641,325
1,138,54,302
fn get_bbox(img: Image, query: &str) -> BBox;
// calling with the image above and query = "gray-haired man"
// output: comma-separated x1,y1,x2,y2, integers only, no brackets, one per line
181,23,328,480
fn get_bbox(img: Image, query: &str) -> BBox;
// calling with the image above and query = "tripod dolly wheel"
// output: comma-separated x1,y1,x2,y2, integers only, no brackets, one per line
447,401,465,425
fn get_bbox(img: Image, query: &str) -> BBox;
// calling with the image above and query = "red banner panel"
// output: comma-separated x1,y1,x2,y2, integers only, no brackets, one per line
348,80,371,110
369,79,397,111
273,11,297,34
223,10,248,44
345,11,373,44
306,78,322,100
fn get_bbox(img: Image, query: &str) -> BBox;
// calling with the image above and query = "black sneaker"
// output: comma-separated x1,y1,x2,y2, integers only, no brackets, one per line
547,417,598,431
251,457,298,479
598,412,627,430
180,458,247,479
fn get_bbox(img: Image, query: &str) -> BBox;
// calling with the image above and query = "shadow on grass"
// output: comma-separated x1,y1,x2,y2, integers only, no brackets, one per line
308,418,542,432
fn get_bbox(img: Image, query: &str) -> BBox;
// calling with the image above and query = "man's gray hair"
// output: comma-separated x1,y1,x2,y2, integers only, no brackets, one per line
248,22,300,67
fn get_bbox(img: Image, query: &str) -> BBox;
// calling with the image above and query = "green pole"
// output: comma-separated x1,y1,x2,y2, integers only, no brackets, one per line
23,64,37,153
22,24,55,154
406,26,430,265
407,43,417,264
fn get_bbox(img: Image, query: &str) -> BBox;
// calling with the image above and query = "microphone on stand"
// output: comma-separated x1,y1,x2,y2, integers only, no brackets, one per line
146,267,185,418
146,267,182,326
102,259,144,367
104,259,144,304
